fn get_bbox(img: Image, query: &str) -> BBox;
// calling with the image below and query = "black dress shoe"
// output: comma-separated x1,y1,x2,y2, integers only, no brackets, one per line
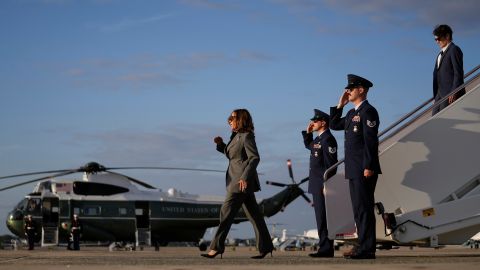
309,250,334,258
347,252,375,259
201,250,223,259
251,251,273,259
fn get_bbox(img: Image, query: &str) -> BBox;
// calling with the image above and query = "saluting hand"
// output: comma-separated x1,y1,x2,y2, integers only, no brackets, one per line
239,179,248,192
338,89,350,108
214,136,224,145
306,122,314,133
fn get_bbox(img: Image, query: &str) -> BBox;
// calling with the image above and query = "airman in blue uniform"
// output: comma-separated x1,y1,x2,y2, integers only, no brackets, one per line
330,74,381,260
302,109,338,258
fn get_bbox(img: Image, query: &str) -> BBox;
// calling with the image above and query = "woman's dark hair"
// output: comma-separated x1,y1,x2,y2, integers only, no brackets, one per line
228,108,254,133
433,24,453,40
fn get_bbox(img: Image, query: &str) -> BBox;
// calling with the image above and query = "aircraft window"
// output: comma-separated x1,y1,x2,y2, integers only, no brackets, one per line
73,182,129,196
43,200,51,210
119,208,127,215
15,199,28,211
27,198,41,212
84,206,101,216
73,208,80,215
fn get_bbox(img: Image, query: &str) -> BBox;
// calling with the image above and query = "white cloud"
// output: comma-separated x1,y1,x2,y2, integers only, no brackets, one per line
269,0,480,35
63,50,277,92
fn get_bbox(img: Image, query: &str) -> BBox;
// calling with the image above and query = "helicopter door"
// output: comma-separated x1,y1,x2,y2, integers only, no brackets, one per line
41,197,59,246
135,201,151,246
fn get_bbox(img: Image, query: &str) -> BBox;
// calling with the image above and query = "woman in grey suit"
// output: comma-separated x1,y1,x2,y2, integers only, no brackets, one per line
201,109,274,259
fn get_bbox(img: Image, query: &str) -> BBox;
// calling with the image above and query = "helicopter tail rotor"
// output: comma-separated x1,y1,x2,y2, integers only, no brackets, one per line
266,159,312,210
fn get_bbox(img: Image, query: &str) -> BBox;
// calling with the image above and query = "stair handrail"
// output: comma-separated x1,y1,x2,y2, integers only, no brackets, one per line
324,64,480,182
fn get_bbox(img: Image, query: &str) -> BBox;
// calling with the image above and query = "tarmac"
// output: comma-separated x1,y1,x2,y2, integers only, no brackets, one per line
1,245,480,270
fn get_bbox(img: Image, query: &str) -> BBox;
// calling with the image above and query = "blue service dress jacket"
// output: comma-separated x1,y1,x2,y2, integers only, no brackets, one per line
330,100,382,179
302,129,338,194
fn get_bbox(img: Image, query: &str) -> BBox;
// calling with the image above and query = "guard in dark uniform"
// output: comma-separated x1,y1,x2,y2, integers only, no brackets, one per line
24,215,36,250
70,214,82,250
330,74,381,260
302,109,338,258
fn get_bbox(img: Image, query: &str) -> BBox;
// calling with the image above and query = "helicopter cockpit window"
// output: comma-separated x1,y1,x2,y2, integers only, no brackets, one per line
118,208,127,215
27,198,41,212
15,198,28,211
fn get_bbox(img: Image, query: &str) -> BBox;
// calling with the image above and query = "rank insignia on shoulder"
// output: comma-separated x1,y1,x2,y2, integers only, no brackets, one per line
367,120,377,128
328,147,337,154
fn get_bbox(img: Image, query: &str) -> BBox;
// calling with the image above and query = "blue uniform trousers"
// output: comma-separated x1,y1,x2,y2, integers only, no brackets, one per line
348,175,377,253
312,191,333,252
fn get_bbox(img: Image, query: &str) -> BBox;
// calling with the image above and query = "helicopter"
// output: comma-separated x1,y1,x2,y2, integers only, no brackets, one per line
2,161,311,250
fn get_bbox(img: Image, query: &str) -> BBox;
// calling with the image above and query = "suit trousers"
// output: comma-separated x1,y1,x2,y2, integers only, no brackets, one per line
209,191,273,253
432,95,450,115
312,192,333,252
432,90,465,115
348,175,377,254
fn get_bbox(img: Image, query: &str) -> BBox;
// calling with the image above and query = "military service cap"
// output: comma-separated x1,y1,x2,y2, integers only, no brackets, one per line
345,74,373,89
310,109,329,123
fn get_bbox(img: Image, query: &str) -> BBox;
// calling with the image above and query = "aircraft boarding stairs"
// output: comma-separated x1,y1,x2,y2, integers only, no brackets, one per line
41,227,59,247
324,64,480,247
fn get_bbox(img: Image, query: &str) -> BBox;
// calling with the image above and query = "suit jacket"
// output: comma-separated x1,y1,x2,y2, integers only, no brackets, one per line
302,129,338,194
330,100,382,179
216,132,261,193
433,42,464,100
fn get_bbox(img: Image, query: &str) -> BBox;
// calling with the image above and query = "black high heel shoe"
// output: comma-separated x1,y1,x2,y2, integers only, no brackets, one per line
201,250,223,259
251,251,273,259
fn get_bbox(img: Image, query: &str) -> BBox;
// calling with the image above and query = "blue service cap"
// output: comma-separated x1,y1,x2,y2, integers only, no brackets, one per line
345,74,373,89
310,109,329,122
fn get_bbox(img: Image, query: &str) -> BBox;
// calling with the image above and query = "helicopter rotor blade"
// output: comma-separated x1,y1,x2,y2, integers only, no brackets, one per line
300,193,313,205
0,170,79,192
298,177,309,185
105,166,226,174
0,169,74,180
287,159,296,183
266,181,289,187
106,170,156,189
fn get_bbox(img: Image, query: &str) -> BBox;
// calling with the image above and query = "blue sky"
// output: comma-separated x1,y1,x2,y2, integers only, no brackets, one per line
0,0,479,238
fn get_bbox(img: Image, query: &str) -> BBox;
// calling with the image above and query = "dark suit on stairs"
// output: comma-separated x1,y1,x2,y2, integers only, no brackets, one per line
433,42,464,115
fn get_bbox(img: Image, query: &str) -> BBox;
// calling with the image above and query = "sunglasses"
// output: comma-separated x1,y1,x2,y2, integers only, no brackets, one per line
228,115,237,122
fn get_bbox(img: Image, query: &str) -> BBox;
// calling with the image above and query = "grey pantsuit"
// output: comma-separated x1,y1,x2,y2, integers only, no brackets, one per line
209,132,273,253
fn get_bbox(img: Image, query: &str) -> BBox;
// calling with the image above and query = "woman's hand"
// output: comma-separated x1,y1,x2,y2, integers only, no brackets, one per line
239,179,248,192
214,136,224,145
